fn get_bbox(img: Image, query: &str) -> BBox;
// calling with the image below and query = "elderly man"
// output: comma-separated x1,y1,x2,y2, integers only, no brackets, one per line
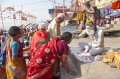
47,13,65,39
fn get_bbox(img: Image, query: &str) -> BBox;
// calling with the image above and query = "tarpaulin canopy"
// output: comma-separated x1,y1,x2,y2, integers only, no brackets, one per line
108,11,120,17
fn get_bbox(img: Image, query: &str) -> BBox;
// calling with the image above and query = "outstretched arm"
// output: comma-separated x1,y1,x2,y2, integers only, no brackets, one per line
74,30,86,39
61,54,77,76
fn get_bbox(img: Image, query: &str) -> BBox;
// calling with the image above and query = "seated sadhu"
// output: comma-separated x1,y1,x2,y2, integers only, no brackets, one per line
74,20,104,56
27,32,77,79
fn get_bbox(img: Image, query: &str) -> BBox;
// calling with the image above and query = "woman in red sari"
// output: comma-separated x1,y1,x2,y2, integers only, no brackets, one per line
27,32,77,79
30,23,50,54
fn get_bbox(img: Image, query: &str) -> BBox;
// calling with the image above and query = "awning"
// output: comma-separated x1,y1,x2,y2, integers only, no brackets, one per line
108,11,120,17
95,0,118,8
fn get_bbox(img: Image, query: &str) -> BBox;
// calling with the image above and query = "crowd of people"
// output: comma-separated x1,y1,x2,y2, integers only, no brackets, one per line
0,1,120,79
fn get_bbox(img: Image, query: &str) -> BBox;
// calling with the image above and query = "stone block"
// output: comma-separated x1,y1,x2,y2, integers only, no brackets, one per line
111,21,117,24
116,21,120,24
110,24,120,31
116,18,120,21
105,24,114,29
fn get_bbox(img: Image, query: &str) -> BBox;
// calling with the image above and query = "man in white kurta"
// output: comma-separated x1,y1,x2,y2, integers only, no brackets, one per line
47,13,65,39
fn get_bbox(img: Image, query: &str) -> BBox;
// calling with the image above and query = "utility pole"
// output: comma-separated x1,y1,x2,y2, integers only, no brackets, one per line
63,0,65,26
0,4,4,30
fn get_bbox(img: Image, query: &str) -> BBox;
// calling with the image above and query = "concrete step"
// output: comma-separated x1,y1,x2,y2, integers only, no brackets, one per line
60,56,81,79
105,24,120,29
105,24,114,29
111,20,120,24
69,48,120,79
111,21,117,24
116,18,120,21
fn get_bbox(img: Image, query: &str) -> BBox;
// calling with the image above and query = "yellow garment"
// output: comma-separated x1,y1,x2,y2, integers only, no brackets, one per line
103,49,115,63
86,19,93,23
114,52,120,70
100,44,104,51
76,11,83,20
6,57,27,79
103,49,120,70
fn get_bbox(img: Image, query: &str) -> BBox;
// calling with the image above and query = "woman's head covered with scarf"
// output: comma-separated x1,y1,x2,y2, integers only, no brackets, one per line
30,23,49,53
38,23,47,31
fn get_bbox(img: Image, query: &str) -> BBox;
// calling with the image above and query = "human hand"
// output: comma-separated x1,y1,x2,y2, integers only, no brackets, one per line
69,71,77,76
24,56,30,59
73,35,79,39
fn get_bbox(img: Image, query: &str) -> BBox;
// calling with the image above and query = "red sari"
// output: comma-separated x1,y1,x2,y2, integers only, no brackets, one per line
26,38,60,79
30,30,48,54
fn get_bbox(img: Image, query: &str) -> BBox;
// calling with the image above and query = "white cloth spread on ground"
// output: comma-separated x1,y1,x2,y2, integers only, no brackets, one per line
70,47,94,63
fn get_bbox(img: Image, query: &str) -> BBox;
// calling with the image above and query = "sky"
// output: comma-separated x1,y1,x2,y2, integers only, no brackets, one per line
0,0,71,30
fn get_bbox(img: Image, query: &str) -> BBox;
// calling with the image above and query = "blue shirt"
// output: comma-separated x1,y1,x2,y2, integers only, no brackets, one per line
10,41,19,56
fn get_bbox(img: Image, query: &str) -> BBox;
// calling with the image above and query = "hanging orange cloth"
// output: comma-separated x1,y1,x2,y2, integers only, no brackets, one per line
112,1,120,10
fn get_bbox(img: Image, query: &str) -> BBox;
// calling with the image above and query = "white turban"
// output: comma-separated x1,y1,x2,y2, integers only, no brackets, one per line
57,13,65,19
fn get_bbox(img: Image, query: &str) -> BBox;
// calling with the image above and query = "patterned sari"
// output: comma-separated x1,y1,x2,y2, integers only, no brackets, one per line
30,30,49,54
6,38,27,79
27,38,60,79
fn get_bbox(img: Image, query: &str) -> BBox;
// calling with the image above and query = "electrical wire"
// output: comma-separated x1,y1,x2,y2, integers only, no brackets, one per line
1,0,49,9
47,0,63,5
